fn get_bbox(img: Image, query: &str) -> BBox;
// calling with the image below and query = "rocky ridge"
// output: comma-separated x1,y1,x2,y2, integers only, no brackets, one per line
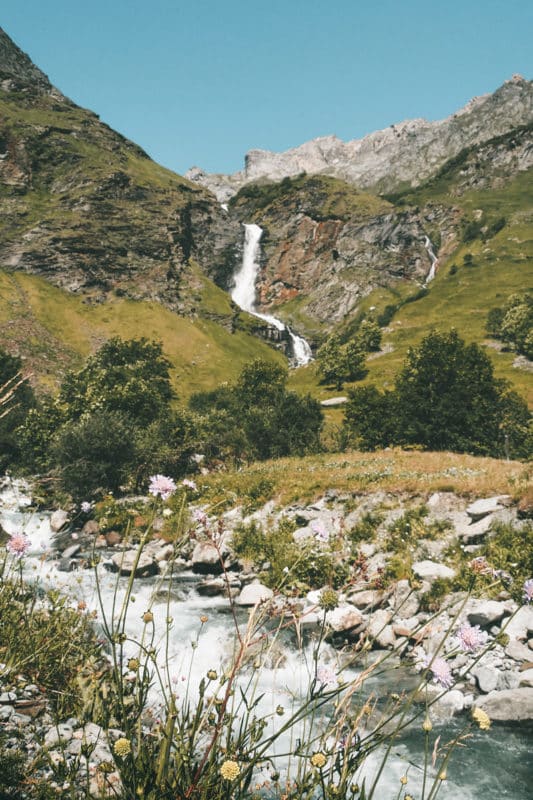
186,76,533,201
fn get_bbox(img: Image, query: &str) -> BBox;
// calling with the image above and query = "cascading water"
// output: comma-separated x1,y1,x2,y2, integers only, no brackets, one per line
231,224,313,366
423,235,438,283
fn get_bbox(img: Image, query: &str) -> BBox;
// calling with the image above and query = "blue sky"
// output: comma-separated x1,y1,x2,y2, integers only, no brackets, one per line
2,1,532,175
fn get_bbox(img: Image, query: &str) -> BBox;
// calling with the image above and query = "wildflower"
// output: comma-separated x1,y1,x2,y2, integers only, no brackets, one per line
80,501,92,514
469,556,492,575
400,775,408,785
142,611,154,624
193,509,208,525
310,752,327,768
522,578,533,604
472,707,491,730
6,532,30,557
148,474,177,500
200,615,208,623
182,478,197,491
439,770,447,780
419,654,453,689
77,601,87,611
456,623,488,653
317,665,338,689
319,587,339,611
113,738,132,757
207,669,218,681
405,795,414,800
220,760,240,781
127,658,140,671
276,705,285,716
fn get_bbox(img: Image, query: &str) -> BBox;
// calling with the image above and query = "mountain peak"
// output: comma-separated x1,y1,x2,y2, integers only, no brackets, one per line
0,27,61,96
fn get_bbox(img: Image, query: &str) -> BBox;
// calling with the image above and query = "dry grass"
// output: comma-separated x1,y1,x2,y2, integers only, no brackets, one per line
199,449,530,507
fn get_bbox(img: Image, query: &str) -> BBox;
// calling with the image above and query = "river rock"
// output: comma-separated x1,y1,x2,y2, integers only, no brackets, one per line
61,543,81,559
110,549,159,577
471,665,499,693
366,610,395,648
236,581,273,606
388,579,420,617
503,606,533,641
476,687,533,721
505,639,532,662
435,689,465,716
466,599,508,627
326,605,364,633
412,561,455,581
518,669,533,687
191,541,224,574
465,496,510,521
348,588,387,610
50,509,69,532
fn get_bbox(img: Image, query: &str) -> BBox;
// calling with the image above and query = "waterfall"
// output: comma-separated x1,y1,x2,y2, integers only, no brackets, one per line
423,235,438,283
231,224,313,366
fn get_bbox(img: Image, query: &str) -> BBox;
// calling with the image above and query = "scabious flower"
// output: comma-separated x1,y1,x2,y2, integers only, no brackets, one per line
317,665,338,689
418,653,453,689
469,556,492,575
113,738,132,757
148,474,176,500
6,532,30,557
319,587,339,611
182,478,197,491
80,501,92,514
310,752,327,769
456,622,489,653
522,578,533,604
220,760,240,781
472,707,491,730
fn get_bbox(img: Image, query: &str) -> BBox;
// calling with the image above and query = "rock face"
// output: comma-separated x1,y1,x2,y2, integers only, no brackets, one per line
477,688,533,721
187,76,533,200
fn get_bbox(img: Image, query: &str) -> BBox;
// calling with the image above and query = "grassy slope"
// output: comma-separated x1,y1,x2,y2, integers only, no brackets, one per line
198,449,530,508
0,270,284,397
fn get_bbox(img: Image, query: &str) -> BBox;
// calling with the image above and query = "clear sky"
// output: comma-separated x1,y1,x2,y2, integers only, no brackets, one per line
2,1,532,175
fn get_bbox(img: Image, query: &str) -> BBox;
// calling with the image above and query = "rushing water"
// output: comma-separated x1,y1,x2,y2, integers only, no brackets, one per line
2,480,533,799
231,223,313,366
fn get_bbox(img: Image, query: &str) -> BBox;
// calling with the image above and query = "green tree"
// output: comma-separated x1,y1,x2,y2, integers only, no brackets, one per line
343,385,396,450
0,349,35,470
316,335,368,390
59,337,174,424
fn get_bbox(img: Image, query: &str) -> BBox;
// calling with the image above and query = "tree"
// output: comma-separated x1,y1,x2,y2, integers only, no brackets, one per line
0,349,35,470
316,335,368,390
342,330,532,459
59,337,174,424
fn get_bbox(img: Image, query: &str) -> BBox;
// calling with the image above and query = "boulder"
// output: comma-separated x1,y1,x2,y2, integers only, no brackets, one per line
50,509,69,532
476,688,533,721
61,543,81,559
518,669,533,687
466,496,510,521
503,607,533,641
505,640,532,662
412,561,455,581
191,541,223,574
348,589,387,611
326,605,364,633
466,599,508,627
434,689,465,716
110,549,159,577
457,516,494,545
366,610,394,648
471,665,499,693
388,579,420,617
235,581,273,606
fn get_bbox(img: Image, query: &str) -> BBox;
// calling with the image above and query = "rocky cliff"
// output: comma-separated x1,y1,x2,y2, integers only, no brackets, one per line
186,76,533,201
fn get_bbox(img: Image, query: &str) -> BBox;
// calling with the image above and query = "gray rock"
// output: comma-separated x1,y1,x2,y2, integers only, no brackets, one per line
388,579,420,617
503,607,533,641
235,581,273,606
471,665,499,693
465,496,510,521
457,515,494,544
191,541,224,574
518,669,533,687
50,509,69,532
366,610,394,648
82,519,99,535
476,688,533,721
61,543,81,559
505,639,532,662
497,671,520,691
412,560,455,581
466,600,508,627
434,689,465,716
0,691,16,702
348,588,387,611
110,549,159,577
326,605,364,633
44,723,74,748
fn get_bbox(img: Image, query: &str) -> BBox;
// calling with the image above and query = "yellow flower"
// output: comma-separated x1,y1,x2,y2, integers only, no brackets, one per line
207,669,218,681
142,611,153,624
200,615,208,623
113,738,132,757
310,752,327,768
472,707,491,730
127,658,140,671
220,760,241,781
400,775,408,785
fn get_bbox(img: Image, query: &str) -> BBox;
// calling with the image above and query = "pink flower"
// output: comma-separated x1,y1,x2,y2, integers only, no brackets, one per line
456,623,488,653
192,509,208,525
80,501,92,514
523,578,533,604
182,479,197,491
148,474,176,500
316,665,338,689
311,522,330,543
420,654,453,689
6,532,31,557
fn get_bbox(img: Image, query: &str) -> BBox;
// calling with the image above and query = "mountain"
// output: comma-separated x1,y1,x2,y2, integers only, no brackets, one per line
0,27,284,393
186,76,533,201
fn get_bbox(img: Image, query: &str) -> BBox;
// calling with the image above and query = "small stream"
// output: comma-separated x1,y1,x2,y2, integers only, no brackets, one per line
2,481,533,799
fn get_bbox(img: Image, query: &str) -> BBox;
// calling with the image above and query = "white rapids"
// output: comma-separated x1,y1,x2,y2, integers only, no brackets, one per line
231,223,313,366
